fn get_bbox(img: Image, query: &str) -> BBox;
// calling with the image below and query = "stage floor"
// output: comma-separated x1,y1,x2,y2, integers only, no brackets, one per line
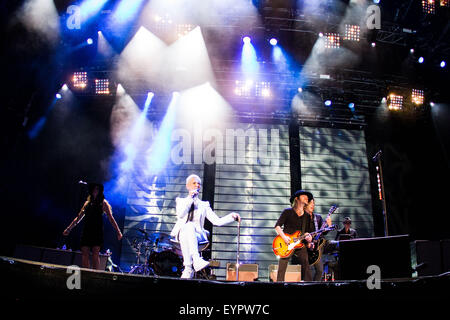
1,256,448,316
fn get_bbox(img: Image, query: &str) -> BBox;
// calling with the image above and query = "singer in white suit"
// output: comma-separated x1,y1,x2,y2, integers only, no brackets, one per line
171,174,241,279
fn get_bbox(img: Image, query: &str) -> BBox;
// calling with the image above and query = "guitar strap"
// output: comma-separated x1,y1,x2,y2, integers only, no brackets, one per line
314,214,319,231
313,214,321,241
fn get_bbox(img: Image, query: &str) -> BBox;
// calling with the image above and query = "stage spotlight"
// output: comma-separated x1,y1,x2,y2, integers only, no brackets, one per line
95,79,110,95
72,71,88,89
440,60,446,68
234,80,252,97
256,81,271,98
325,33,340,49
62,84,69,91
430,102,435,107
388,94,403,110
410,48,415,54
79,0,109,23
318,32,324,38
176,24,194,39
269,38,278,46
243,36,251,44
344,25,360,42
298,88,303,93
418,57,424,63
87,38,93,45
348,103,355,111
116,83,126,96
422,0,436,14
412,89,424,105
56,93,62,99
371,42,376,48
324,100,332,107
144,92,154,109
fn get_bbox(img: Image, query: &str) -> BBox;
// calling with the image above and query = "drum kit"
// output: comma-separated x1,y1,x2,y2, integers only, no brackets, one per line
128,228,183,277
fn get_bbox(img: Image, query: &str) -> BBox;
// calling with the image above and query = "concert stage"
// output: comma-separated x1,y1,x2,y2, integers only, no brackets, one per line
2,256,448,316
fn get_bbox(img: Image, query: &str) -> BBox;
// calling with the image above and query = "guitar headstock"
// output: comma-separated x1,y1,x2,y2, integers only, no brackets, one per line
328,205,339,216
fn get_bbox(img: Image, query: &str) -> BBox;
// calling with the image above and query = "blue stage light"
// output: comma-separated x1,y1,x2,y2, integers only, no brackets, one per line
111,0,146,25
418,57,424,63
440,60,446,68
86,38,93,45
269,38,278,46
144,92,155,110
79,0,108,23
56,93,62,99
243,36,251,44
241,37,259,76
324,100,332,107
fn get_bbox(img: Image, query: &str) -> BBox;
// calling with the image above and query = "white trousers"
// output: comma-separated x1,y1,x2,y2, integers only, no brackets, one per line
178,222,208,267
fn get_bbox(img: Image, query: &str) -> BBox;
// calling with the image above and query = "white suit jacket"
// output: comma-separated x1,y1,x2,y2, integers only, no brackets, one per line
170,196,236,239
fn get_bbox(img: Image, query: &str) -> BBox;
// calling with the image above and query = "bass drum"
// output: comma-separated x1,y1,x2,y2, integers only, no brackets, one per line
149,250,183,277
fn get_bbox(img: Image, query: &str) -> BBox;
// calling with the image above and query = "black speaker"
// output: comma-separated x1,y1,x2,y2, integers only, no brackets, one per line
441,240,450,273
13,245,43,261
414,240,442,276
41,248,73,265
338,235,412,280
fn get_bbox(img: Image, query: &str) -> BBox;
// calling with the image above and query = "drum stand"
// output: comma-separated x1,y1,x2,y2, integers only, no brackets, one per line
129,240,154,276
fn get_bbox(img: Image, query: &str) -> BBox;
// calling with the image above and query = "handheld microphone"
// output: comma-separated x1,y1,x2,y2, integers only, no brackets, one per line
372,150,382,162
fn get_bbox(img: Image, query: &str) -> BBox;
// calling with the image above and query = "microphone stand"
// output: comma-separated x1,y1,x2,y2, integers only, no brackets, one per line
236,220,241,281
373,150,388,236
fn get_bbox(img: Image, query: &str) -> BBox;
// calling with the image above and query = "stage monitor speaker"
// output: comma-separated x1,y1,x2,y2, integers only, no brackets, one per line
269,264,301,282
41,248,73,265
226,263,258,281
441,239,450,273
13,245,108,270
413,240,442,276
14,245,43,262
338,235,411,280
73,251,108,270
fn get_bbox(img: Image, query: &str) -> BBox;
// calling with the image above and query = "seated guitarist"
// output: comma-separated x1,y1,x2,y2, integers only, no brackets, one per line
304,199,332,281
274,190,315,282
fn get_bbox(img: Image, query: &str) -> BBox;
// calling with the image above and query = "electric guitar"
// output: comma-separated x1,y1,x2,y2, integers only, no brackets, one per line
308,205,338,266
272,225,337,258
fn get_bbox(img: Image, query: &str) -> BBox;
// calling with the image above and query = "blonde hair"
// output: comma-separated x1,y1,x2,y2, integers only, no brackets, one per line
186,174,201,185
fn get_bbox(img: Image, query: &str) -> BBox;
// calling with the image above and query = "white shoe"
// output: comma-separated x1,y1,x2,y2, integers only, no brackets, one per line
181,266,194,279
193,257,209,272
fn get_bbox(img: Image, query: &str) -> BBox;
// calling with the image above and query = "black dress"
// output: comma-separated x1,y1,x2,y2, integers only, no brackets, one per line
80,200,104,247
